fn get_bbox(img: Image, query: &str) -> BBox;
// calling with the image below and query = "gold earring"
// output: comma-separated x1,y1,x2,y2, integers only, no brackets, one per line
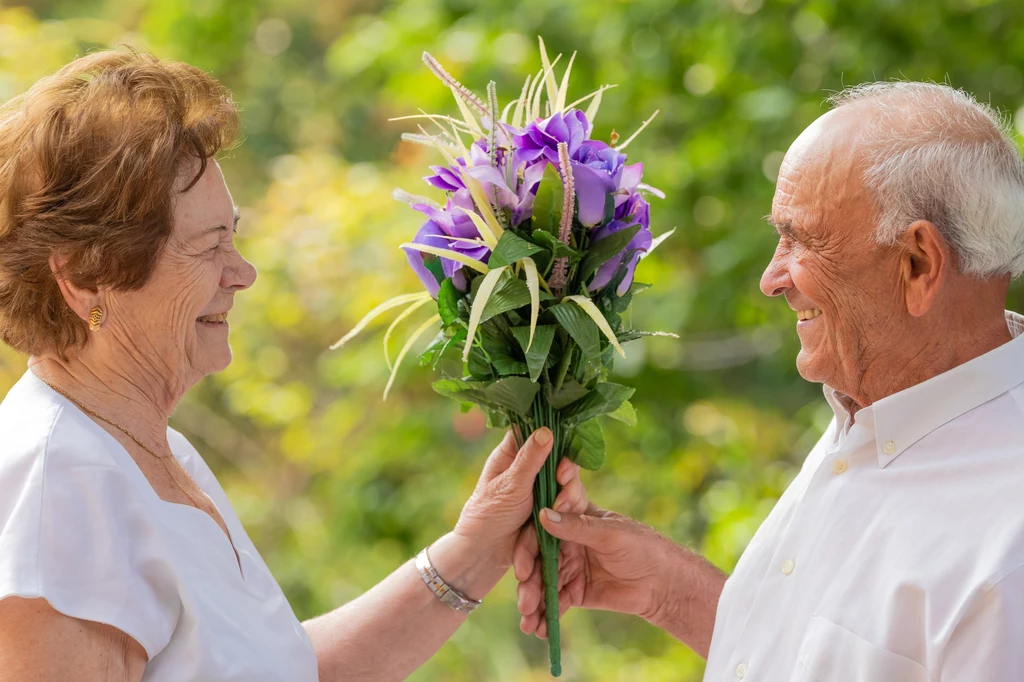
88,306,103,332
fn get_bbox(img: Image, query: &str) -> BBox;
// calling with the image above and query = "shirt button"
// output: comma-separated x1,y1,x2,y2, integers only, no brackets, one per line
832,459,848,475
736,662,748,678
782,559,795,575
883,440,896,455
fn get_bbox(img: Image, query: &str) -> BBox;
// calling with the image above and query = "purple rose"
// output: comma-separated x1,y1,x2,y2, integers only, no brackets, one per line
588,193,653,296
404,189,491,297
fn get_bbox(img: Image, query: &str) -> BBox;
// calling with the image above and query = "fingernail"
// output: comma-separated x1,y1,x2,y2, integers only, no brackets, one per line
535,428,552,446
545,508,562,523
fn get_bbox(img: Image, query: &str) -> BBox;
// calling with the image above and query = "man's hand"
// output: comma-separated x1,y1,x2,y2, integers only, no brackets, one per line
513,503,728,658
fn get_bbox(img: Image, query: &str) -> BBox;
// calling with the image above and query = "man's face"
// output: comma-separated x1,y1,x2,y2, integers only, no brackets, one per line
760,109,904,400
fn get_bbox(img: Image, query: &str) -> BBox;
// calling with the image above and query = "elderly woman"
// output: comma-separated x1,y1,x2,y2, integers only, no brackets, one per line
0,50,585,681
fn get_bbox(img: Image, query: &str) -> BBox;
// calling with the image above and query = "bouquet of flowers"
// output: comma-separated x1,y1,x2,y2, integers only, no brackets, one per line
333,38,673,676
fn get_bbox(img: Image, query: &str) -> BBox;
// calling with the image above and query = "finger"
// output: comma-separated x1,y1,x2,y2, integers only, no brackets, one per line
477,429,520,483
557,458,580,486
513,526,539,582
553,476,587,514
537,618,547,640
504,428,553,487
539,508,609,547
517,561,543,616
520,611,542,636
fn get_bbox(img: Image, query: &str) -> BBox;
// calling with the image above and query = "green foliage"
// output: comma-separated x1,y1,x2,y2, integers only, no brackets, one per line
511,324,556,382
548,302,601,360
487,231,545,269
531,163,564,236
568,419,605,471
578,224,642,283
562,383,635,425
2,3,1024,681
433,377,539,415
436,279,460,327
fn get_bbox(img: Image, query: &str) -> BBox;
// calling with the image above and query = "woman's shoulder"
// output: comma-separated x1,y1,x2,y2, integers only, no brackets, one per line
0,371,127,474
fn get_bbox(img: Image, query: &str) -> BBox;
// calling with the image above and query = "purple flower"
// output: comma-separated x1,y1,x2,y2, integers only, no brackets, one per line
588,193,653,296
404,189,491,297
514,110,628,227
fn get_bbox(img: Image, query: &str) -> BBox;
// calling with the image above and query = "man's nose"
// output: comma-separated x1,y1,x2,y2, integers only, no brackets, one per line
760,246,793,297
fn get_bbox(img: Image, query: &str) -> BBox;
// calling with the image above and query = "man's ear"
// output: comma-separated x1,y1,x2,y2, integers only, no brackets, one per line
48,254,101,324
901,220,949,317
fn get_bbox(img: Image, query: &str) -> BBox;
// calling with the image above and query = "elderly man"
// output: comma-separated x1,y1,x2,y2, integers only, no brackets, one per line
515,81,1024,680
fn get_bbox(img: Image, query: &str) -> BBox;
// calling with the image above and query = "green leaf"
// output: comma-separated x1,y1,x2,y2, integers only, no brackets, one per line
532,230,582,262
479,271,532,322
433,378,492,407
424,257,445,284
418,330,447,367
479,404,510,428
579,224,641,283
531,163,564,235
545,379,590,410
562,382,635,425
607,400,638,426
466,346,494,380
486,377,540,414
617,329,680,344
511,325,556,382
548,302,600,360
488,230,545,269
567,419,605,470
436,279,460,326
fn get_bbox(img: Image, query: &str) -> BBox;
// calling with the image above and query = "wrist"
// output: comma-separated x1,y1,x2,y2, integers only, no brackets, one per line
425,531,508,603
642,541,726,659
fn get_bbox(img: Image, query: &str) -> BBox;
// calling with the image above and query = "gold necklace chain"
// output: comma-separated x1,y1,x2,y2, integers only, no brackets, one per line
41,379,210,511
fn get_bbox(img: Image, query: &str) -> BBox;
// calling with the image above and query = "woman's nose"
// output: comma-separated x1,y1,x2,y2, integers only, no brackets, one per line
224,252,257,291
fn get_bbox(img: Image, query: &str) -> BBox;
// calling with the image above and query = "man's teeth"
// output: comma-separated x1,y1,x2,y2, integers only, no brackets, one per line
797,309,822,321
198,313,228,323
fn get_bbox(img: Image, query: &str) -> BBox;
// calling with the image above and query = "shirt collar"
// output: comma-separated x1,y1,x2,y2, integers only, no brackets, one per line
824,310,1024,468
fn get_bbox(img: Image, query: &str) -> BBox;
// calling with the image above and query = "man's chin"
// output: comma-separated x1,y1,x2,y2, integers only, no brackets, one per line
794,348,828,385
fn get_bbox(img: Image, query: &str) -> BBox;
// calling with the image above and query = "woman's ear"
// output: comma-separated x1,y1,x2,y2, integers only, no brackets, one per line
48,253,102,324
901,220,949,317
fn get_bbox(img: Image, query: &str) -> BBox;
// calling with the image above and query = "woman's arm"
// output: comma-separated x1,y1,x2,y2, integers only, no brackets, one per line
304,428,587,682
0,596,146,682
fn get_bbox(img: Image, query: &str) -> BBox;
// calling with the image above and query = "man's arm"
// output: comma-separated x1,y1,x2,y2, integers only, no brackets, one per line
940,565,1024,681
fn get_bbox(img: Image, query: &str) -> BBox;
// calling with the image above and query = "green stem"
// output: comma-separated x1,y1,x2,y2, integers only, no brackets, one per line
510,392,565,677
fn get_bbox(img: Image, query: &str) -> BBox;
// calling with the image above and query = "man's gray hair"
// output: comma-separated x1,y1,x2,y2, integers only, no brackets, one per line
829,82,1024,278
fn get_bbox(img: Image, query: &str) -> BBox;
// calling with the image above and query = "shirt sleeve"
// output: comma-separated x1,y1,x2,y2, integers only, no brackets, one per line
0,409,181,660
941,565,1024,681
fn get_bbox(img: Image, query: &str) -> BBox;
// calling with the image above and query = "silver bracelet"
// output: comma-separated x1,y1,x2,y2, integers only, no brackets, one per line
414,546,482,615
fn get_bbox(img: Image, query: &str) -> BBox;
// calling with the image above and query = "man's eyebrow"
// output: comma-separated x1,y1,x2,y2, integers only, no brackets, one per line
764,214,794,237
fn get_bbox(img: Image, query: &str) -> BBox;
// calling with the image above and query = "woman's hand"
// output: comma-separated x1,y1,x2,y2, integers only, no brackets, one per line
427,429,588,601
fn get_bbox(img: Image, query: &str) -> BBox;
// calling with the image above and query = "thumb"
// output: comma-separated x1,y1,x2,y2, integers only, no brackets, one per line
539,508,609,548
504,427,554,487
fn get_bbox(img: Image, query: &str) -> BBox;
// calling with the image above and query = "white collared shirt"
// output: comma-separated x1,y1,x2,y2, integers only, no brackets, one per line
704,311,1024,682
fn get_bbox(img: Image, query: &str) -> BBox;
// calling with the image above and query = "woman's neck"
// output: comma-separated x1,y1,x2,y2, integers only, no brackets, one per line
28,351,183,452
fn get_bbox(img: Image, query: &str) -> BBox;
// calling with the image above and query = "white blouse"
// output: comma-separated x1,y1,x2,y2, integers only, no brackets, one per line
0,370,319,682
704,312,1024,682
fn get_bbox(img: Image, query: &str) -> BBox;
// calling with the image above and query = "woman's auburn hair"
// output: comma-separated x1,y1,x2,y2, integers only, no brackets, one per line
0,48,239,358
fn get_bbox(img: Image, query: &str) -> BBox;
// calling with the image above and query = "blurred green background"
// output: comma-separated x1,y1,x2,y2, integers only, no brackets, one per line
2,0,1023,679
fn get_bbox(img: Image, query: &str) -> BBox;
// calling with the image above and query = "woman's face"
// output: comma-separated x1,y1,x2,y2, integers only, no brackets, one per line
105,160,256,389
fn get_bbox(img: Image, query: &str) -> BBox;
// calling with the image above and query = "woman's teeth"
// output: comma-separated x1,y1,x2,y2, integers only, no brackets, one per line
198,313,228,323
797,309,822,321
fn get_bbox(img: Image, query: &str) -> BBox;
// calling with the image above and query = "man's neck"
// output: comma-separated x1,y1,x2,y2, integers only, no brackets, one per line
846,310,1012,412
